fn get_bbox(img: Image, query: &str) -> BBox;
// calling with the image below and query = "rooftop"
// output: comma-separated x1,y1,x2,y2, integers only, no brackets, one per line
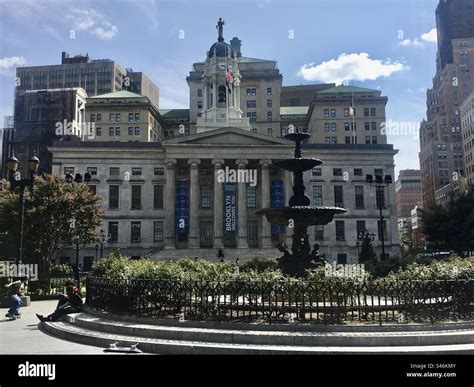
317,85,380,95
88,90,148,99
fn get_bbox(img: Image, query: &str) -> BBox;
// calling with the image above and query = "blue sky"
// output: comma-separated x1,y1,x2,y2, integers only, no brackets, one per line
0,0,440,176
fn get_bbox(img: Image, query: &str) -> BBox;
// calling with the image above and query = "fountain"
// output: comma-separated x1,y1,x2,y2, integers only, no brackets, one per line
256,129,347,276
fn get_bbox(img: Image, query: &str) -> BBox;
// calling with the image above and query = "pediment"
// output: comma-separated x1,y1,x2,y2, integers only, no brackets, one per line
162,127,291,146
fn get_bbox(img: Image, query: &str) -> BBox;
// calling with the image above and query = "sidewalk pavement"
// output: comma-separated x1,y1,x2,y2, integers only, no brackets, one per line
0,299,103,354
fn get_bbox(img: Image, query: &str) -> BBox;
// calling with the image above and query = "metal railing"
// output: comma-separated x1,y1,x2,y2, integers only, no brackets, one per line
86,277,473,325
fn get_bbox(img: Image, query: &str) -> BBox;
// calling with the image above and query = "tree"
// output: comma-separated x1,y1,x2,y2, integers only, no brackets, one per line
0,175,103,274
358,232,376,263
422,188,474,256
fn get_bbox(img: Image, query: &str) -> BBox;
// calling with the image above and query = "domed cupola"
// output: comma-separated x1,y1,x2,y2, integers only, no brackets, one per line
208,18,234,59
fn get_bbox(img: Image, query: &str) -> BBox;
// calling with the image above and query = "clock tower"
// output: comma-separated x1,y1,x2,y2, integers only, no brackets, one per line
195,19,250,133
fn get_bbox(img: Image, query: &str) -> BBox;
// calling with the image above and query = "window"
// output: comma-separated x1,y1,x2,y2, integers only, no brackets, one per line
153,221,164,242
131,222,141,243
355,186,365,209
154,167,164,176
377,220,388,241
64,167,74,175
372,136,377,144
356,220,366,239
96,127,101,136
365,136,371,144
337,254,347,264
281,128,287,137
87,167,97,175
376,187,385,209
267,127,273,136
128,127,134,135
331,123,336,131
246,88,256,96
344,108,349,117
312,185,323,206
267,111,272,122
200,185,212,209
90,114,96,122
334,186,344,207
132,167,142,176
354,168,363,176
108,222,118,243
330,109,336,117
371,108,376,117
324,109,330,118
246,185,257,208
135,113,140,121
109,127,115,136
267,87,272,95
332,136,337,144
344,122,350,131
247,100,256,108
197,89,202,97
371,122,377,131
335,221,345,241
153,185,164,209
109,113,115,122
325,123,331,132
364,108,370,117
267,99,272,108
345,136,351,144
131,185,142,209
351,122,357,131
333,168,343,176
247,112,257,123
96,114,102,122
365,122,370,131
314,225,324,240
197,101,202,109
134,127,140,135
109,185,119,209
251,127,257,133
312,167,321,176
114,127,120,136
115,113,121,122
110,167,120,176
128,113,134,121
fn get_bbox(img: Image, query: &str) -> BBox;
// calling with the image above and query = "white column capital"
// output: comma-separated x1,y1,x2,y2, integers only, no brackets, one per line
236,159,249,168
188,158,201,167
212,158,225,167
259,159,272,168
165,158,177,168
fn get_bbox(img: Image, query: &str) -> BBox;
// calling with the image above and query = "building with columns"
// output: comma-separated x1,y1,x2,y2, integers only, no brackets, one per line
48,19,400,267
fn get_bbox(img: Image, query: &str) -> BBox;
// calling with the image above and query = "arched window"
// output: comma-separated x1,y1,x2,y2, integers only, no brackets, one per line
218,85,226,104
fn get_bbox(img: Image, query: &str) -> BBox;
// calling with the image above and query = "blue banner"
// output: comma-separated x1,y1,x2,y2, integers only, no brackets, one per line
176,180,189,235
223,183,237,234
271,180,285,233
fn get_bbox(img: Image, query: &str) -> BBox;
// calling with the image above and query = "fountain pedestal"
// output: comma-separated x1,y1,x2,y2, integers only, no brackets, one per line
256,131,346,276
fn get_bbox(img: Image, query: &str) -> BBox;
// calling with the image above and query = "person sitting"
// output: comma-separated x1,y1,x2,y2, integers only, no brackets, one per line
36,285,83,322
4,278,26,319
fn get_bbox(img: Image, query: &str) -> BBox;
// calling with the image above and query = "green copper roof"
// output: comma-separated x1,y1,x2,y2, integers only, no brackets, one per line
89,90,147,99
159,109,190,119
280,106,309,115
317,85,379,94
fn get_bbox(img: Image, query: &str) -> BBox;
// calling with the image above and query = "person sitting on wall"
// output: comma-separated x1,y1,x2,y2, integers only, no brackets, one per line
217,248,225,262
36,285,83,322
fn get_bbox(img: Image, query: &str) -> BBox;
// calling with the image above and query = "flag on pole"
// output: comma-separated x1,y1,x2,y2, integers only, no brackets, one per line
226,68,233,93
349,105,354,118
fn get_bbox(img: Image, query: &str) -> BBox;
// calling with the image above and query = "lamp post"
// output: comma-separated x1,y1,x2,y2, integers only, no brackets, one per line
6,151,40,265
366,173,392,260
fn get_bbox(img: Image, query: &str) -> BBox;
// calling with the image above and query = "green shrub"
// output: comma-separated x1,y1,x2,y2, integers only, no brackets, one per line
386,256,473,281
240,258,279,273
50,263,74,275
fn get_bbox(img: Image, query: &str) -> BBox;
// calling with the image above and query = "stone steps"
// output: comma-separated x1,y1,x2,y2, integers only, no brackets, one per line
39,312,474,354
151,248,279,262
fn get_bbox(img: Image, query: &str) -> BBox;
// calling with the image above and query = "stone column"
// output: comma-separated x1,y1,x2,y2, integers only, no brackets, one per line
164,159,177,249
203,83,208,110
213,159,225,248
236,159,249,248
259,159,272,248
188,159,201,248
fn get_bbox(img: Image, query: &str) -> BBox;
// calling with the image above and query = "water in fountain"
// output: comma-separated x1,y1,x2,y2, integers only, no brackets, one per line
256,129,347,276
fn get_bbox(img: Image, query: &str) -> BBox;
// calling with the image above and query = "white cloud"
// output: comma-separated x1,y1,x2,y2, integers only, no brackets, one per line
0,56,26,70
399,28,437,47
298,53,406,85
421,28,437,43
67,8,119,40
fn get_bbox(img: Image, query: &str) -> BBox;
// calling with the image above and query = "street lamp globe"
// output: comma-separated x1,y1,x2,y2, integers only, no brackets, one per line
27,153,40,173
6,152,19,172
